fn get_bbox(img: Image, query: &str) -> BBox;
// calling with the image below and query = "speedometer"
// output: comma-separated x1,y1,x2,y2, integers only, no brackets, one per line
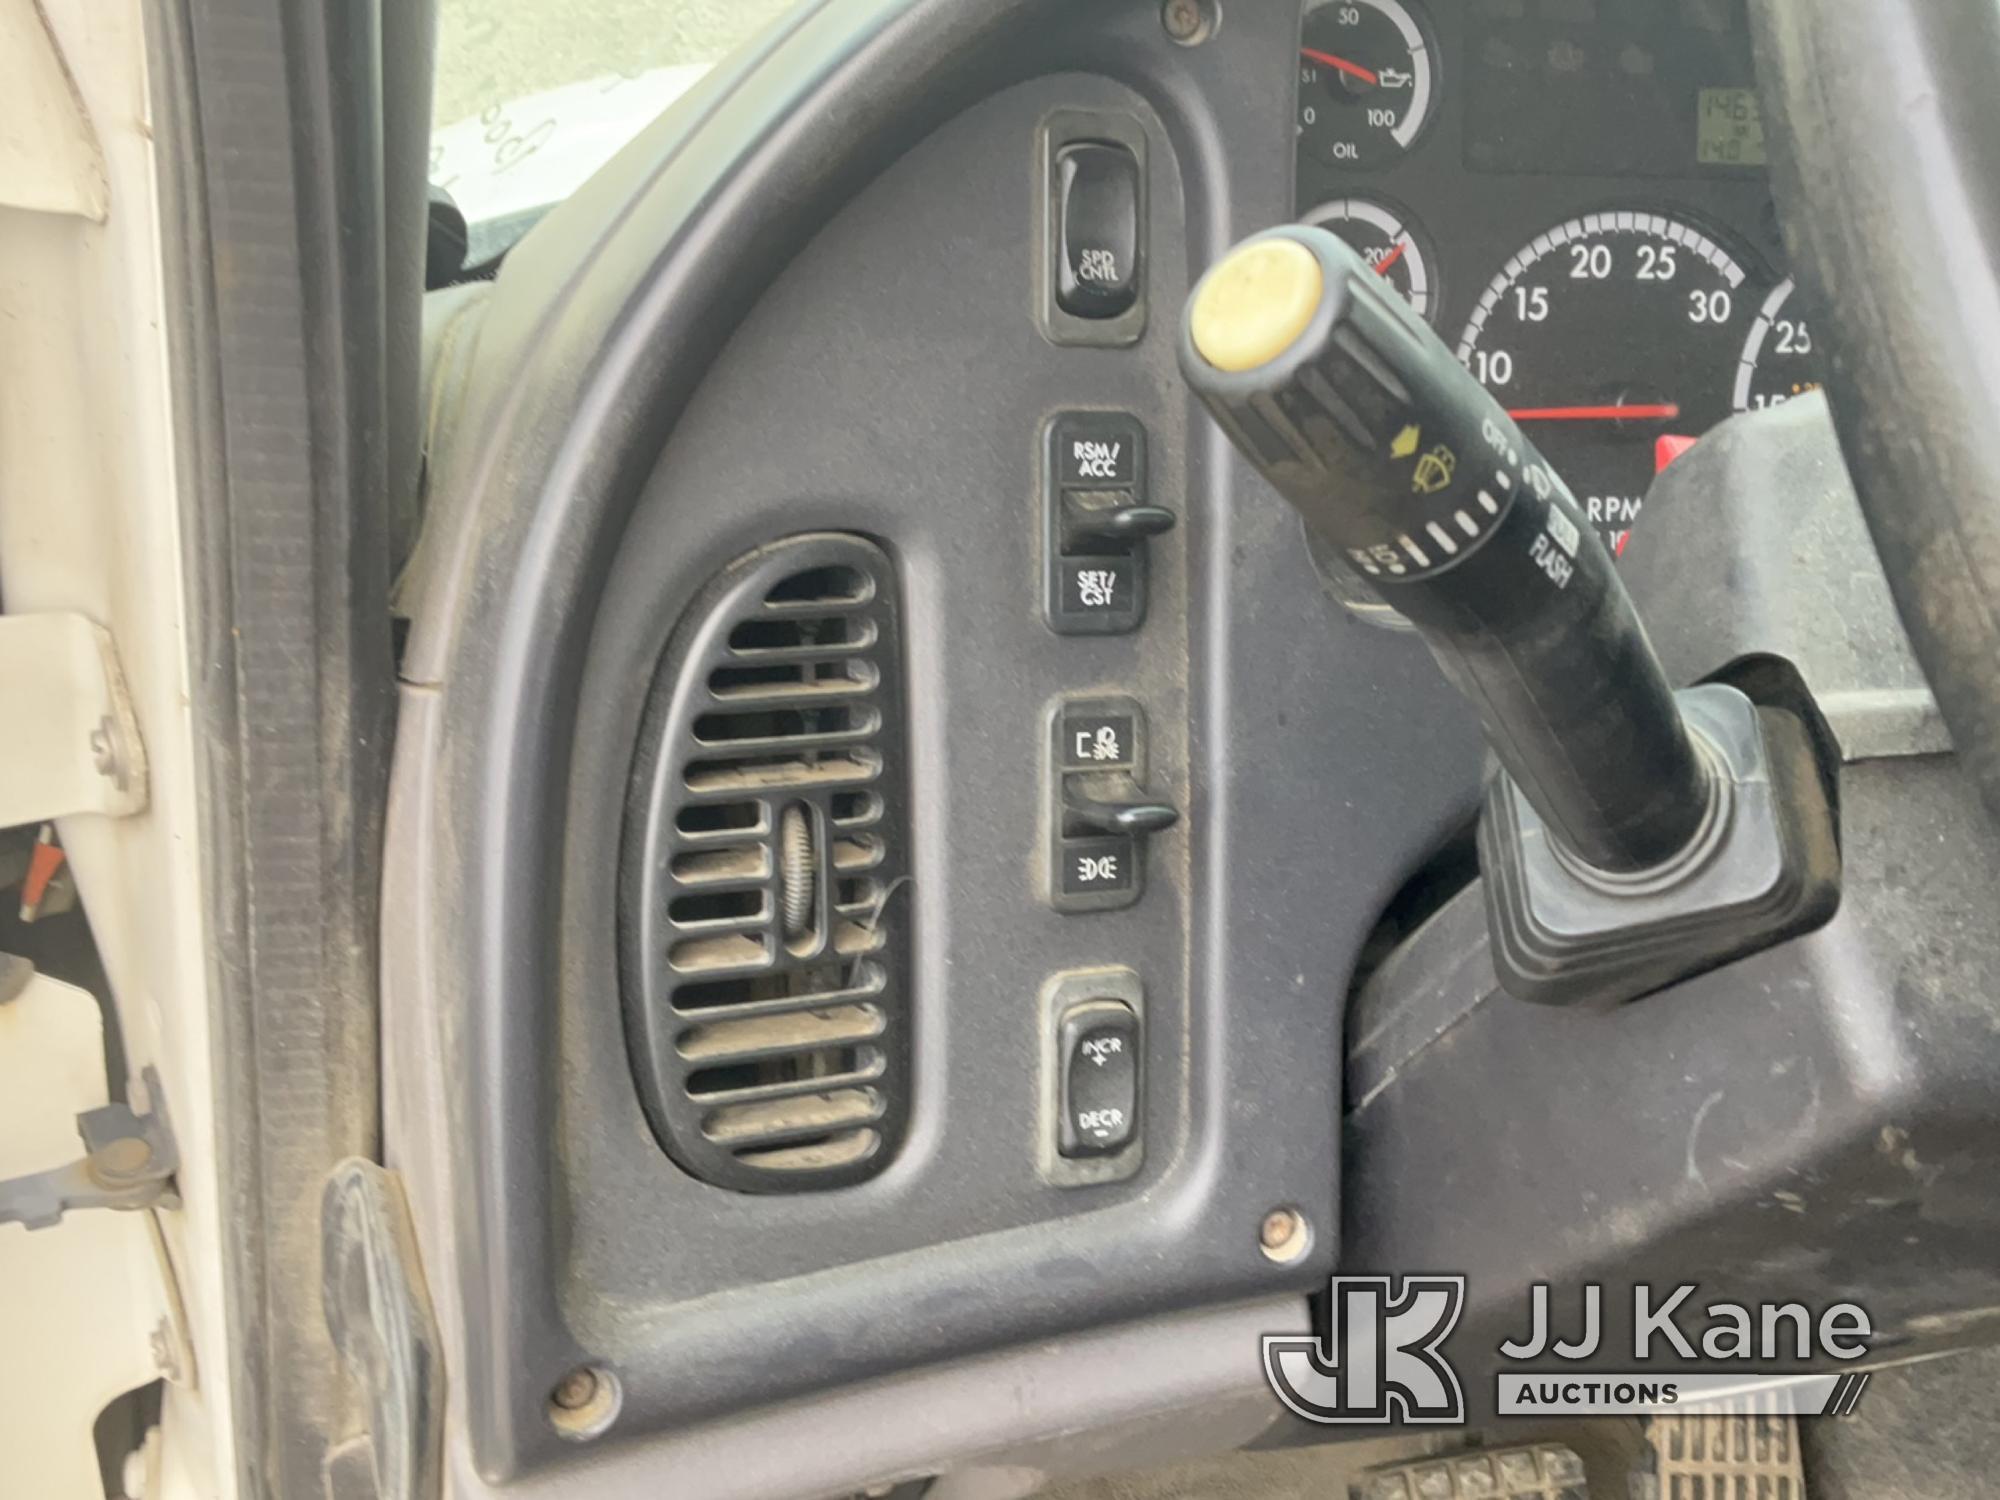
1456,212,1751,556
1734,276,1823,413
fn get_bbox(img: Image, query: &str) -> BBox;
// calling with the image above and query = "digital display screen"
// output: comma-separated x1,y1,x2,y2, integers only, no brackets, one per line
1696,87,1765,166
1462,0,1759,177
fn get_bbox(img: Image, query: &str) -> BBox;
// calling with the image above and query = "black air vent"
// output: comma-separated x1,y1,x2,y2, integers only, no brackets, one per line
621,535,910,1192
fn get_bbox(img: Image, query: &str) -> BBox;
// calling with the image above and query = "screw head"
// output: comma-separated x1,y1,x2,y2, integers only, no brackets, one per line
1162,0,1214,45
1259,1206,1311,1263
551,1368,600,1411
548,1364,622,1441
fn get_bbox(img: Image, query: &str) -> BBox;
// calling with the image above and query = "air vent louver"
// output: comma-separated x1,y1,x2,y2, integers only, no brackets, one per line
621,535,910,1191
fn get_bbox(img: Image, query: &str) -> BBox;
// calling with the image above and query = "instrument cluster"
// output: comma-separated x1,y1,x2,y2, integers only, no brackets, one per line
1295,0,1819,554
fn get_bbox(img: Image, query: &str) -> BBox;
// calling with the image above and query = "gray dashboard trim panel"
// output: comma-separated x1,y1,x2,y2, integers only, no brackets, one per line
446,1295,1306,1500
386,0,1483,1480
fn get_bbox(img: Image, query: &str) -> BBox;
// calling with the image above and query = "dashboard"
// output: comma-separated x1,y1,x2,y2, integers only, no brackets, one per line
1293,0,1820,557
388,1,1979,1488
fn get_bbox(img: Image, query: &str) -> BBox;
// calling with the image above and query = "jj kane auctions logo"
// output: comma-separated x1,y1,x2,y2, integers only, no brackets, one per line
1265,1276,1875,1423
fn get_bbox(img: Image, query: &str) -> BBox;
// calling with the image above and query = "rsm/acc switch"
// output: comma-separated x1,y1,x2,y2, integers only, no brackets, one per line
1044,413,1175,637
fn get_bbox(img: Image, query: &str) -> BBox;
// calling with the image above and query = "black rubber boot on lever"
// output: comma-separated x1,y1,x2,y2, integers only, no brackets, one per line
1178,227,1839,1006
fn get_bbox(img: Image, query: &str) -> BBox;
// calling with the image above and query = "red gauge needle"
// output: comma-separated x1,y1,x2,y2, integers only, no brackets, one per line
1372,240,1409,276
1301,47,1379,85
1507,403,1682,422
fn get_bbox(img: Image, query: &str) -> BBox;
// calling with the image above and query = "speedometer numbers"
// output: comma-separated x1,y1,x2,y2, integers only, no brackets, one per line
1734,276,1822,413
1298,0,1437,170
1456,213,1749,556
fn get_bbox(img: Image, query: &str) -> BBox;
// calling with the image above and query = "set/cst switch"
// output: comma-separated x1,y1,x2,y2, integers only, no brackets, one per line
1044,412,1174,636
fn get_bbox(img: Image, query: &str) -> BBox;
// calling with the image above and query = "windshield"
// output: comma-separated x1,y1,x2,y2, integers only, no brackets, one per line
431,0,799,262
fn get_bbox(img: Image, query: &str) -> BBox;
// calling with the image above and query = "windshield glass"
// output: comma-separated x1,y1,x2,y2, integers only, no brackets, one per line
431,0,799,262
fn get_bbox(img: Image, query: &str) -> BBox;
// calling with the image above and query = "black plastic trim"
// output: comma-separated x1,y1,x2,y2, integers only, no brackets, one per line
620,534,912,1192
155,0,412,1491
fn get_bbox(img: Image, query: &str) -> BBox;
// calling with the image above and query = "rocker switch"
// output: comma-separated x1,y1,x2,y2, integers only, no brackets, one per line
1045,414,1173,637
1050,698,1176,913
1058,1001,1140,1157
1054,143,1141,320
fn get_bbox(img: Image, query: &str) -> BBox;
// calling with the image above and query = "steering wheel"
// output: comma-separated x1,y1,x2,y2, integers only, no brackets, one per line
1755,3,2000,826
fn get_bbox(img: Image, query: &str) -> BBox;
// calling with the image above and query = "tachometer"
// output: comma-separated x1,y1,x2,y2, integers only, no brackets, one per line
1456,211,1751,556
1733,276,1823,413
1302,197,1436,322
1298,0,1437,171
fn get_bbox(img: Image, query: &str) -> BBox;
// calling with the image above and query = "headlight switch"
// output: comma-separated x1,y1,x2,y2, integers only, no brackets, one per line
1049,697,1177,913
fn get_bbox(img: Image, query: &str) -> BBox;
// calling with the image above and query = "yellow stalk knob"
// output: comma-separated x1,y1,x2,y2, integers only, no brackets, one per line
1187,237,1324,372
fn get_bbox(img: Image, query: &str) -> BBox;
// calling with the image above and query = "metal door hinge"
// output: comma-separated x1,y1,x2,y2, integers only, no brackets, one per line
0,1065,177,1230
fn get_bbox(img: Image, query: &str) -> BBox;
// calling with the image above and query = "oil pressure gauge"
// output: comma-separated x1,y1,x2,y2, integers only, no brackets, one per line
1298,0,1438,170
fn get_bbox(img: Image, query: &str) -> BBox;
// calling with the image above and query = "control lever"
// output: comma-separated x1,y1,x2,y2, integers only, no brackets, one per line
1180,230,1704,872
1062,500,1177,553
1063,774,1180,836
1178,228,1838,1005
